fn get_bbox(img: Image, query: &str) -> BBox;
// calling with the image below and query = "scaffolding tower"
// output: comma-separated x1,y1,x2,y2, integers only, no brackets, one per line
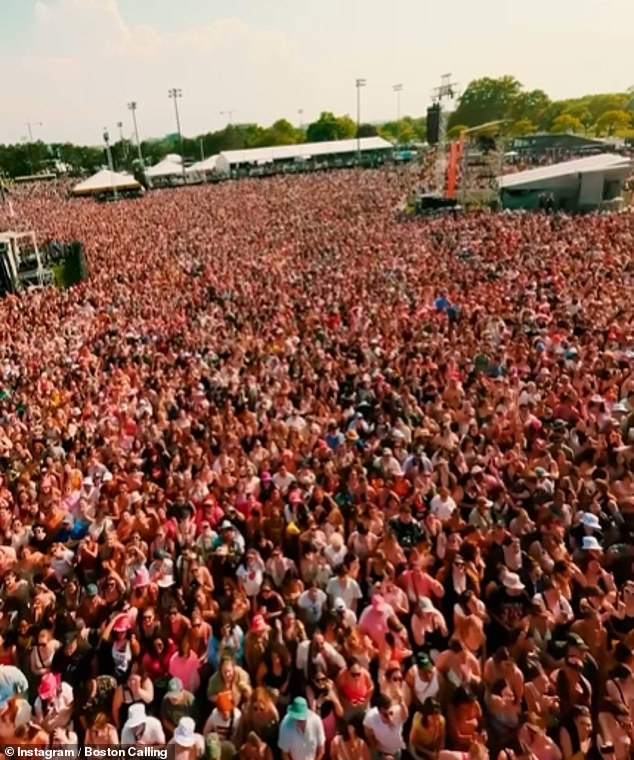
431,73,459,196
0,230,53,296
457,121,507,207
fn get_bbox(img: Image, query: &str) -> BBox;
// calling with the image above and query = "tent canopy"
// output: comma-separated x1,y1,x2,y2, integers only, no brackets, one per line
72,169,140,196
187,155,218,174
146,158,184,178
216,136,392,169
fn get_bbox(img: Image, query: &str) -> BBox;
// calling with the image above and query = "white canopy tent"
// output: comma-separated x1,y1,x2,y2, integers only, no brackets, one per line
146,157,184,179
186,155,218,175
215,136,392,175
72,169,141,196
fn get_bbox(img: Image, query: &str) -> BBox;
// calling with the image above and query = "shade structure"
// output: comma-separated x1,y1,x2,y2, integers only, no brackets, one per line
72,169,141,196
187,155,218,175
215,136,392,175
499,153,632,211
499,153,631,190
146,157,184,179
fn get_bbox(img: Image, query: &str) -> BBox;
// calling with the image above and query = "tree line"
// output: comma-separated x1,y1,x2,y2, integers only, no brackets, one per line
1,77,633,178
0,111,426,179
448,75,634,139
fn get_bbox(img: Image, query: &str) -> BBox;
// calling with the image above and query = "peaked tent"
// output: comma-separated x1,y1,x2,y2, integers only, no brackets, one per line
146,157,184,179
72,169,141,197
186,155,218,175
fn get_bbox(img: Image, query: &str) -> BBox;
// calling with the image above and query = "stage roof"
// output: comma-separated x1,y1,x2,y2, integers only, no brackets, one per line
499,153,632,189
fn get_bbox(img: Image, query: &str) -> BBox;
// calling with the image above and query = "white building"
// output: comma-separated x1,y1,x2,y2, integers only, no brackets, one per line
499,153,633,211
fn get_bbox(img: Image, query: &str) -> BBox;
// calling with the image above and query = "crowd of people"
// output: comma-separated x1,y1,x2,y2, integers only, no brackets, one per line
0,168,633,760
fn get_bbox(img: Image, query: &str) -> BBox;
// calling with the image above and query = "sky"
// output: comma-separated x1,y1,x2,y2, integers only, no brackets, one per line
1,0,633,145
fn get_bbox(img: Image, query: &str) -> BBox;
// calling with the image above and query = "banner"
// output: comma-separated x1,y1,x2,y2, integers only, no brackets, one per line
445,136,464,199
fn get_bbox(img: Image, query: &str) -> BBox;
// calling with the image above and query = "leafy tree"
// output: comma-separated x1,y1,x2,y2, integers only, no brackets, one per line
595,110,632,136
550,114,583,134
510,119,537,137
356,123,378,138
537,101,568,131
583,93,628,123
255,119,303,147
450,76,522,127
561,104,593,131
406,116,427,142
508,89,551,125
306,112,356,142
379,117,422,144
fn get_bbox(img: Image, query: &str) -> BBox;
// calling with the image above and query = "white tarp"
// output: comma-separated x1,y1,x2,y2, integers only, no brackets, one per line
72,169,141,196
215,136,392,174
187,155,218,174
146,158,184,178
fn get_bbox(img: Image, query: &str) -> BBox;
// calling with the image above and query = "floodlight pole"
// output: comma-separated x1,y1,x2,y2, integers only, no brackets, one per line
168,88,186,178
393,84,403,122
127,102,145,166
220,110,233,126
26,121,42,143
116,120,128,160
356,78,366,164
103,127,117,200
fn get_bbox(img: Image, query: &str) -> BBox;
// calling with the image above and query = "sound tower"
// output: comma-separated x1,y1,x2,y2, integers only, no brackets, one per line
426,104,441,145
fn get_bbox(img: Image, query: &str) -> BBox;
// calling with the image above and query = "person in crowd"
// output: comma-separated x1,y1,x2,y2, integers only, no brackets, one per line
120,702,166,746
168,716,206,760
84,712,119,747
278,696,325,760
363,693,408,758
409,697,446,760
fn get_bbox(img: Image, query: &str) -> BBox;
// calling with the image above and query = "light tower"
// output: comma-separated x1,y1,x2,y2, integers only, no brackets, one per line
168,88,186,178
355,78,366,163
431,73,458,195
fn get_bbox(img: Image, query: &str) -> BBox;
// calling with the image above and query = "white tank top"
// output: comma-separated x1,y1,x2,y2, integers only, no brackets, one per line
413,667,440,704
112,640,132,675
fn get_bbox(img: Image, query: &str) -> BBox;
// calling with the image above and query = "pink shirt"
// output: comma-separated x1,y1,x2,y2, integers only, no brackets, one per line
168,652,201,693
359,606,392,646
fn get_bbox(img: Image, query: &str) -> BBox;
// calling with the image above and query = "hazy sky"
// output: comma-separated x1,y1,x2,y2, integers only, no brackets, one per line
2,0,633,145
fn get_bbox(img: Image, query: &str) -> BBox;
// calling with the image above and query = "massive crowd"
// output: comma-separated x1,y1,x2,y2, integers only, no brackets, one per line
0,168,633,760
